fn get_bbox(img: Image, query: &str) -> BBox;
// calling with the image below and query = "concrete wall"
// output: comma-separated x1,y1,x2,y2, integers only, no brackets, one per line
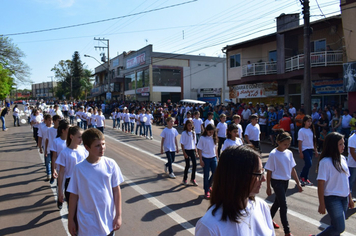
341,1,356,62
152,57,189,67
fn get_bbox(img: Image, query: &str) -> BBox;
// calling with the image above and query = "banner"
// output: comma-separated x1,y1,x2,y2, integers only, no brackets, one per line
343,62,356,92
230,82,277,99
126,53,146,69
312,79,344,94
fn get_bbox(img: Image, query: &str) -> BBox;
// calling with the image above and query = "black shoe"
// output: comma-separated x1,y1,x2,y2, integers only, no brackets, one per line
50,177,54,184
57,200,62,210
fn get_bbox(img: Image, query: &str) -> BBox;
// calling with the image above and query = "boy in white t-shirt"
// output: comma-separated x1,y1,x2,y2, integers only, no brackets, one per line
245,114,261,153
193,111,204,144
130,110,136,134
67,128,124,236
216,114,228,157
96,109,106,134
183,111,193,125
160,117,179,178
38,114,53,181
144,109,154,139
204,112,214,128
232,114,244,142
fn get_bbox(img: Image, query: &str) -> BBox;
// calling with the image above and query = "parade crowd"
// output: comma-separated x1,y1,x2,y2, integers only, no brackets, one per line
1,99,356,236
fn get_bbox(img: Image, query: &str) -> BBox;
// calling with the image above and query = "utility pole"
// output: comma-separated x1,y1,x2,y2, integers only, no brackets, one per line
301,0,311,115
94,38,110,101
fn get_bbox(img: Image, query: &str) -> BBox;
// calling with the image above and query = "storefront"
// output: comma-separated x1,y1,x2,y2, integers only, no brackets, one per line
197,88,222,106
311,79,347,109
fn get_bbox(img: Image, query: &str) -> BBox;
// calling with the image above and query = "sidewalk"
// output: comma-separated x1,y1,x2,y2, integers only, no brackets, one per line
0,116,66,236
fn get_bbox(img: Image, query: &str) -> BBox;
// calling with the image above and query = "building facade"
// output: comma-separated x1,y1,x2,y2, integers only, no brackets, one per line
31,81,57,100
224,14,346,109
91,45,227,104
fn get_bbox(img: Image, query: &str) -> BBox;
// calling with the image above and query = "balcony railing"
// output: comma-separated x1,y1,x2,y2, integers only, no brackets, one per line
242,61,277,77
285,50,343,72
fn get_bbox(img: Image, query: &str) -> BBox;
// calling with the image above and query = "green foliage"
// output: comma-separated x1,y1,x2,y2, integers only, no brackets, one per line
0,36,31,83
80,68,94,99
0,64,14,100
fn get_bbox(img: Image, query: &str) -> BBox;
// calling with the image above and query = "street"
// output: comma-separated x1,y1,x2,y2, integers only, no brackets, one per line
0,112,355,236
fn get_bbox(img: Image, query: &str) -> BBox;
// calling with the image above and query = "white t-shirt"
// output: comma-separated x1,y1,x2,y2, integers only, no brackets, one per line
193,118,204,134
160,127,178,152
135,114,141,125
38,124,52,152
241,109,251,120
13,107,19,117
237,123,243,139
317,156,350,197
62,105,69,112
90,114,97,126
111,111,117,119
183,117,193,125
55,146,88,179
221,138,243,151
297,128,314,151
96,115,105,127
180,131,196,150
51,137,67,155
245,123,260,141
289,107,296,117
216,122,227,138
195,198,275,236
144,114,153,126
47,127,58,152
265,148,296,180
258,111,267,125
69,109,74,116
130,113,136,123
67,156,124,236
348,133,356,168
197,136,216,158
204,119,214,128
76,111,82,120
101,103,105,110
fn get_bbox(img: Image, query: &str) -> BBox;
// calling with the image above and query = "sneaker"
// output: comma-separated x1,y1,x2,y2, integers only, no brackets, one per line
300,177,306,187
190,180,198,186
46,175,50,181
305,179,313,186
205,192,211,199
146,136,149,139
50,177,54,184
164,165,168,174
182,180,188,185
169,173,176,179
150,136,153,140
273,221,280,229
57,200,63,210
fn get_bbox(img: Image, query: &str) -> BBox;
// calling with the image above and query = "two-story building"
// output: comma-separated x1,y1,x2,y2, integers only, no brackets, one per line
224,13,345,109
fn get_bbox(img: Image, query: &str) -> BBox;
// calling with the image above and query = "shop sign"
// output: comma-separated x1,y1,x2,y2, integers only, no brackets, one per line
141,92,149,96
198,97,221,106
106,92,112,100
136,87,149,94
199,88,221,97
126,52,146,69
231,82,277,99
343,62,356,92
312,79,344,94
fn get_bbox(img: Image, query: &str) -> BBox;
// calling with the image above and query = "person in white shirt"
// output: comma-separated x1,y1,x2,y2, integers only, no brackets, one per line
245,114,261,152
160,117,179,178
12,105,20,126
180,120,198,186
258,106,268,140
241,105,251,131
232,114,244,141
37,114,53,181
348,132,356,199
216,114,228,157
221,124,243,152
298,115,318,186
316,132,354,235
265,132,303,235
62,101,69,119
129,110,136,134
341,109,352,144
197,124,218,199
204,112,214,128
288,103,296,119
193,111,204,144
101,102,106,114
123,109,130,133
87,108,97,128
96,109,106,134
195,145,275,236
135,110,141,135
69,107,75,125
30,108,42,146
76,107,83,128
144,109,154,139
116,110,121,130
111,108,118,129
183,111,193,125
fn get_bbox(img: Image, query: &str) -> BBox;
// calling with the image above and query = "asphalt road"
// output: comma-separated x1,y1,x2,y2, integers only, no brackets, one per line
0,106,355,236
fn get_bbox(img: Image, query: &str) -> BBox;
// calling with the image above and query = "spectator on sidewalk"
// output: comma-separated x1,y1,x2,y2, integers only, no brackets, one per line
1,107,9,131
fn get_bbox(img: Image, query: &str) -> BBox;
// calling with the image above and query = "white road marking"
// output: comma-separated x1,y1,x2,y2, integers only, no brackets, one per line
106,133,355,236
124,177,195,235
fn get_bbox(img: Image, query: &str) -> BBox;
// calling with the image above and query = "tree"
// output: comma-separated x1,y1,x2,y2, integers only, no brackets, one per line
80,68,93,100
0,64,14,100
0,36,31,83
51,59,71,99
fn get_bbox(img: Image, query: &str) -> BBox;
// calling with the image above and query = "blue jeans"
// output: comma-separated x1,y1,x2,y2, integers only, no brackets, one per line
317,195,348,236
135,124,141,135
145,125,152,137
270,179,290,234
83,121,87,130
196,134,201,144
116,118,120,128
124,122,130,132
202,157,217,194
300,149,313,180
113,119,116,128
349,167,356,196
165,151,176,174
69,116,74,125
140,121,145,135
13,115,19,126
45,152,52,175
77,120,83,128
1,116,6,130
130,123,134,132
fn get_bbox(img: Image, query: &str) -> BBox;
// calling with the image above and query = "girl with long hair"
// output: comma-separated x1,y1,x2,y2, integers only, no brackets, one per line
180,120,198,186
298,115,318,186
195,145,274,235
197,124,218,199
266,132,303,236
56,126,87,206
221,123,243,152
315,132,354,235
12,104,20,126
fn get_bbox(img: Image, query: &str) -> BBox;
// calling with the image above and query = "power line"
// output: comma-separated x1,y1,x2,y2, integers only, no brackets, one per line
1,0,197,37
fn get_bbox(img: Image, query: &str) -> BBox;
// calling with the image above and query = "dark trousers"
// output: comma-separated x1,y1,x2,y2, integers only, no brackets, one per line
250,140,261,153
13,115,19,126
65,178,71,204
183,150,197,181
217,137,226,157
165,151,176,174
270,179,290,234
97,126,104,133
33,127,39,145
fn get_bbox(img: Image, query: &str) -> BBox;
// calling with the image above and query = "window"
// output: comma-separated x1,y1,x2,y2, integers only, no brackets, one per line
269,50,277,62
125,73,135,90
314,39,326,52
153,68,181,86
230,54,241,68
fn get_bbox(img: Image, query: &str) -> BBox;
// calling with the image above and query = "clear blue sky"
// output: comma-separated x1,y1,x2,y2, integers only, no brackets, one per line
1,0,340,89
